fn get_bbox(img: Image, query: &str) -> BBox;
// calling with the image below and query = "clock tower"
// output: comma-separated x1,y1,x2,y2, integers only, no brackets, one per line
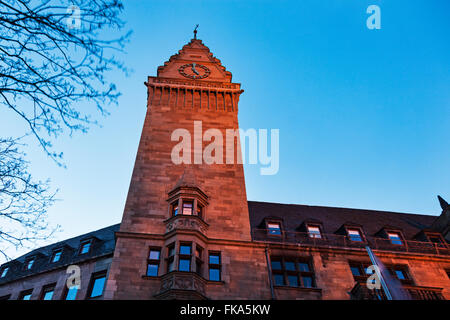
104,35,270,300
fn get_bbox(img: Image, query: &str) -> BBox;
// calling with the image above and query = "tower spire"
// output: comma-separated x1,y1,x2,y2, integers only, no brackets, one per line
193,24,199,39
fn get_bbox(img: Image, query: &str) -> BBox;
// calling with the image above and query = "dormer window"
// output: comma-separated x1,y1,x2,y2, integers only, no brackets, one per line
347,229,364,242
425,233,445,245
79,240,92,255
51,249,63,263
25,258,35,270
0,267,8,278
387,232,403,245
307,225,322,239
267,222,282,236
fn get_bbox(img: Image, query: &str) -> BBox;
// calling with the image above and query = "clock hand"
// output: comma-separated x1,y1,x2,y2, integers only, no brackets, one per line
191,63,199,75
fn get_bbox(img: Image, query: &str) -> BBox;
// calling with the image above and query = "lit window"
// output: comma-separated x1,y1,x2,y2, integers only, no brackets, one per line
387,232,403,245
79,240,91,255
307,226,322,238
64,285,79,300
0,267,9,278
182,201,193,215
348,229,363,242
146,248,161,277
179,243,192,272
51,250,62,263
41,284,55,300
208,252,221,281
88,271,107,298
19,290,32,300
267,222,282,236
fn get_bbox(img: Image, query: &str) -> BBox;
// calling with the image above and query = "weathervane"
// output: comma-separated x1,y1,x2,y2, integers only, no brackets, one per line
193,24,199,39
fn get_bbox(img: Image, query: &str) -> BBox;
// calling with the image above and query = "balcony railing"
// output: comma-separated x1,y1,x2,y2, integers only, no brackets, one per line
350,282,445,300
251,229,450,256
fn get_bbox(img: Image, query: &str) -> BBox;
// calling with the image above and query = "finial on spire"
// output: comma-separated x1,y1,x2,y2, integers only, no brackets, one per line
193,24,199,39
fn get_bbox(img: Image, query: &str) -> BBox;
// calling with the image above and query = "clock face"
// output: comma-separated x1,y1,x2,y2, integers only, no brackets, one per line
178,63,211,79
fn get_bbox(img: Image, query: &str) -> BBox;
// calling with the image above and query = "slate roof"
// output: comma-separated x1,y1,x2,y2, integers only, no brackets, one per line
248,201,438,239
0,224,120,285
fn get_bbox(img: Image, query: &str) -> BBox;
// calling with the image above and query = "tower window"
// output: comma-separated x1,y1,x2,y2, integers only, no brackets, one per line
196,204,203,218
178,243,192,272
171,202,179,216
208,252,221,281
195,245,204,276
166,243,175,273
182,201,193,215
146,248,161,277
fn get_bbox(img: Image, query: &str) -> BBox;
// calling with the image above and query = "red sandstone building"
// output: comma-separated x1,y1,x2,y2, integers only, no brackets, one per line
0,36,449,300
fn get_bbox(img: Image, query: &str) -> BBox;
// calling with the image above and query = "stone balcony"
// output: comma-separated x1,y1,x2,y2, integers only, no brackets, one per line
154,271,208,300
164,215,209,236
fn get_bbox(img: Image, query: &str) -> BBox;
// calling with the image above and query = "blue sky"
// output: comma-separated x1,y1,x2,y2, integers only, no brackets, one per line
0,0,449,261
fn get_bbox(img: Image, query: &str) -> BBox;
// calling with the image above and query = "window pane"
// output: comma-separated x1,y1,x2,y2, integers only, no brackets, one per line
209,268,220,281
180,245,191,255
168,246,175,257
1,267,8,278
149,250,160,260
308,226,322,238
80,242,91,254
196,206,203,218
388,233,403,245
65,286,78,300
209,254,220,265
22,293,32,300
168,260,175,272
274,274,285,286
271,260,282,270
267,223,281,235
350,266,361,276
348,230,363,242
90,276,106,298
27,260,34,270
179,258,191,272
172,203,179,216
395,270,406,280
285,261,296,271
288,275,298,287
147,263,159,276
52,251,62,262
302,276,313,288
43,290,54,300
182,202,193,215
298,262,310,272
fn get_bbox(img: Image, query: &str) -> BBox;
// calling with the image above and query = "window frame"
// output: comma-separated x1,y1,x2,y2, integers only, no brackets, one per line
195,244,204,276
24,257,35,271
178,242,192,272
78,240,92,255
306,224,323,239
51,249,63,263
166,242,176,273
0,266,9,278
266,220,283,237
86,270,107,299
63,284,79,300
346,227,366,242
146,247,161,277
19,289,33,300
386,231,404,246
40,283,56,300
208,251,222,282
270,256,316,288
425,232,447,246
